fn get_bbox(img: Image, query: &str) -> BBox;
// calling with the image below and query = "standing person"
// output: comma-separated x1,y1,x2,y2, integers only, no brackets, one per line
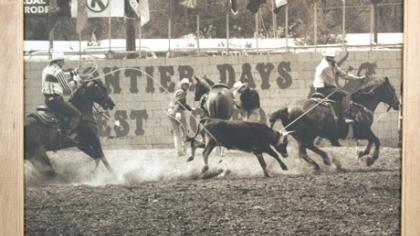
168,78,194,157
41,52,82,140
232,80,261,122
313,48,366,124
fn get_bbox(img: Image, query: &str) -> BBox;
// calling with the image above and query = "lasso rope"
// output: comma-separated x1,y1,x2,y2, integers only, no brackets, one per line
282,88,339,131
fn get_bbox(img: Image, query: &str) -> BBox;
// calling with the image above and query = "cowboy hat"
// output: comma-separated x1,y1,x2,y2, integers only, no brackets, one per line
180,78,191,86
50,52,65,63
233,81,246,90
322,48,337,58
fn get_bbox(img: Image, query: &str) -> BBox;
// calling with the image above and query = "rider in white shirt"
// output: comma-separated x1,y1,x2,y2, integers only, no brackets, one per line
313,48,365,124
41,52,82,138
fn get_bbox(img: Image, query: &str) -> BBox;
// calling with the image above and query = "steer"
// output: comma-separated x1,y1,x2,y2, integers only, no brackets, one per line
186,118,293,177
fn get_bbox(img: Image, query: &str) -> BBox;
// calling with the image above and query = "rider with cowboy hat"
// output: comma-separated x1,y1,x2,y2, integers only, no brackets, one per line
232,80,261,122
41,52,82,139
168,78,194,157
313,48,366,125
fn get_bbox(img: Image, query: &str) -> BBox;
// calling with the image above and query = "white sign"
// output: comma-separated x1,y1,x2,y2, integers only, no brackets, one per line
71,0,124,18
24,0,49,16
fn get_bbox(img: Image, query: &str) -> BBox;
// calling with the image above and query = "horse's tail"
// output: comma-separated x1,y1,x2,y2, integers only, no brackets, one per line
269,107,289,129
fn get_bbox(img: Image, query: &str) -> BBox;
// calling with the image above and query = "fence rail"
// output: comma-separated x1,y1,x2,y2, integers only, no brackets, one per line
26,1,402,60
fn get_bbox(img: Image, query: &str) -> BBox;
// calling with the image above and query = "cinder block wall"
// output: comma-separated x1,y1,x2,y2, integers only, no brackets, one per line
24,50,402,148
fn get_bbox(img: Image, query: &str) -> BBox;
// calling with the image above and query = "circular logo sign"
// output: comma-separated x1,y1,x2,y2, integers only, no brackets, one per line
87,0,110,13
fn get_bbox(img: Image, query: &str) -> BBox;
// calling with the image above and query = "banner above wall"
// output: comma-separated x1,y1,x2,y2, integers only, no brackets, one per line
71,0,125,17
24,0,125,17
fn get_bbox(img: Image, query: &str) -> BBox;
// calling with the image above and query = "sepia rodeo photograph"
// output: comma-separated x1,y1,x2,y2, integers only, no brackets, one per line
24,0,402,235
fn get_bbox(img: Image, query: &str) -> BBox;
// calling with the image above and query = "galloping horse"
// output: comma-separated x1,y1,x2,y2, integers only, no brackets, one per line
269,77,400,172
25,79,115,177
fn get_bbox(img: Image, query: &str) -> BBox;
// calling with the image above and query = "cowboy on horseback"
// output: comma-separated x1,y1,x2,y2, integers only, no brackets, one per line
41,52,82,140
313,48,366,124
168,78,194,157
232,80,261,122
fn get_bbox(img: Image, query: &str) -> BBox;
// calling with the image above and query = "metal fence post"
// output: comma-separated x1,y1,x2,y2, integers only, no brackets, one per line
139,17,142,58
285,4,289,51
197,15,200,56
108,1,112,52
168,18,172,57
271,0,277,38
314,1,318,51
370,4,374,50
255,9,260,52
226,12,230,55
342,0,346,51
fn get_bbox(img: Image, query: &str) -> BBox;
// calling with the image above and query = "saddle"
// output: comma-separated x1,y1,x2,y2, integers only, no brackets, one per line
28,106,61,127
212,83,230,89
309,93,337,106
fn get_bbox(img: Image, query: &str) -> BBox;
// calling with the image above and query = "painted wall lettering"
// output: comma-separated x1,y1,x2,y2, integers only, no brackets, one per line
145,66,155,93
240,63,256,88
217,64,235,86
125,67,141,94
276,61,293,89
256,63,275,90
159,66,175,93
103,67,122,94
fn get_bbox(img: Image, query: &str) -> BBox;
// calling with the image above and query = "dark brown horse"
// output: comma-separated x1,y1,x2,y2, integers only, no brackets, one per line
25,79,115,177
187,76,235,164
193,76,234,119
269,77,400,172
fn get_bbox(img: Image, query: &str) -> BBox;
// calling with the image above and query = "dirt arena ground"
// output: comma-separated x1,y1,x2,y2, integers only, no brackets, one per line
25,146,401,235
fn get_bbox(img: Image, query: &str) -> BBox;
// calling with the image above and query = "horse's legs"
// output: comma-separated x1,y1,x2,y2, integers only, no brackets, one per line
202,140,216,173
187,138,205,162
358,141,373,158
78,127,114,174
264,147,288,171
366,129,381,167
298,144,321,172
254,152,270,177
28,147,56,177
306,144,331,166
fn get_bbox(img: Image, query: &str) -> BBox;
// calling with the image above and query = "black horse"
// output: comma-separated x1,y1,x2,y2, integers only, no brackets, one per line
25,79,115,177
269,77,400,172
